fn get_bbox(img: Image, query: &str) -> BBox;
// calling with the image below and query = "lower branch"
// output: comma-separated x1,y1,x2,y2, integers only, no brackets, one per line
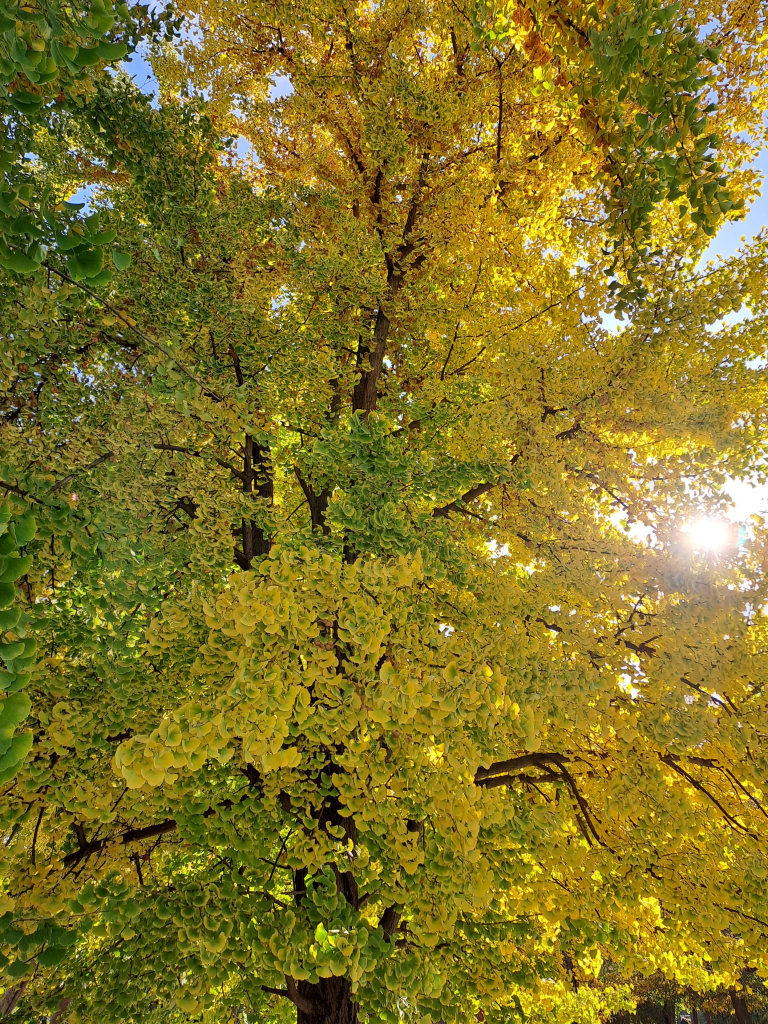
62,819,177,868
262,978,315,1016
379,905,403,939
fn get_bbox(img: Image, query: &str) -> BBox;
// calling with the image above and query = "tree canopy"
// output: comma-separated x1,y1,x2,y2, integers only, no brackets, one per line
1,0,768,1021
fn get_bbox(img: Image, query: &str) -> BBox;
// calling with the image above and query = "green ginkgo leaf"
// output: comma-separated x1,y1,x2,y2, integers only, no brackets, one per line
0,607,20,631
88,230,117,246
0,252,40,275
0,693,31,728
112,251,132,271
96,41,128,61
73,46,102,66
0,731,33,782
37,946,69,968
0,556,32,582
13,517,35,546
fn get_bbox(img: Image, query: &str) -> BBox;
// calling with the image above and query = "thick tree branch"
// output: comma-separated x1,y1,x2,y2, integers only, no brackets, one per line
433,481,495,519
238,435,273,568
62,819,178,868
49,452,114,493
433,455,521,519
153,443,245,483
474,752,569,784
475,752,604,846
0,982,26,1016
294,467,330,535
262,979,315,1015
352,306,391,415
379,905,402,940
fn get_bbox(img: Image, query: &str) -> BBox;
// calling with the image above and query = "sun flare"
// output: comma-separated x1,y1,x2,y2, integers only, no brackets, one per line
684,518,733,552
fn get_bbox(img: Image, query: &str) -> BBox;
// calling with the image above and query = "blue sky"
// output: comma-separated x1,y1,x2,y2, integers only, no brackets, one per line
701,146,768,265
123,46,159,101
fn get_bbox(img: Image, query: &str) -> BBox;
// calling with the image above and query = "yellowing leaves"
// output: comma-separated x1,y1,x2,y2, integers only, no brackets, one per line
3,0,768,1018
261,745,302,772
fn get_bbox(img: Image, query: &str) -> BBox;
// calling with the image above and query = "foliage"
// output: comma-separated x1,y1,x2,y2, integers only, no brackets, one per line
0,502,36,787
0,0,767,1021
0,0,176,280
472,0,739,306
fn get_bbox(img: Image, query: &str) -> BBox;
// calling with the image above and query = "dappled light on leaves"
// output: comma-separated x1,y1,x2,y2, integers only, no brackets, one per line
0,0,767,1021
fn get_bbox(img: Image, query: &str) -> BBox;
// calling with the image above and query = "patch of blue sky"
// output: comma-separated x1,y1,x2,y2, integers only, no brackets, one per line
64,182,97,213
269,75,294,101
591,145,766,338
698,145,768,268
599,310,623,334
65,48,160,210
122,44,160,104
696,142,767,347
233,136,255,163
704,304,752,334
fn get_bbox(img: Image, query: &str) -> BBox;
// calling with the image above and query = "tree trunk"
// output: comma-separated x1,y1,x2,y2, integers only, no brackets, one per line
289,794,364,1023
296,976,357,1024
0,983,26,1016
663,999,676,1024
729,989,752,1024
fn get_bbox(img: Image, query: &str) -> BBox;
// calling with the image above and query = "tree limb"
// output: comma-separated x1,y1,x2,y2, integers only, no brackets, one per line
261,979,315,1015
475,752,605,846
49,452,114,493
39,258,223,402
62,819,178,868
474,752,569,784
433,481,495,518
660,755,758,838
379,905,403,939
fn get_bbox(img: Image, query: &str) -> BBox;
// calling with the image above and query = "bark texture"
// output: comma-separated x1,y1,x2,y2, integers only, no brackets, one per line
0,983,26,1016
237,436,273,568
296,977,358,1024
729,988,752,1024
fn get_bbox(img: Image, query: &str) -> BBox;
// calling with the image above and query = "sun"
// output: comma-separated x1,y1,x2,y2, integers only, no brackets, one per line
684,518,733,552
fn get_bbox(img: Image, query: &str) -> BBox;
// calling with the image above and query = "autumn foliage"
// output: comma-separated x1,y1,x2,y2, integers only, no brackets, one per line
1,0,768,1021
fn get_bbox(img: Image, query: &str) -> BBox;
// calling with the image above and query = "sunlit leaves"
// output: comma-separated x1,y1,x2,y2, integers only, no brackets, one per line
0,0,766,1021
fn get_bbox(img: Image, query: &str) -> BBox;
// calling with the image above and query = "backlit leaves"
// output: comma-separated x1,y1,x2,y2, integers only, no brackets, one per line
0,0,766,1021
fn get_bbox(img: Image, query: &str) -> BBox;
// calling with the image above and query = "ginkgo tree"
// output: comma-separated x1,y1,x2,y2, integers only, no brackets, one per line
1,0,768,1021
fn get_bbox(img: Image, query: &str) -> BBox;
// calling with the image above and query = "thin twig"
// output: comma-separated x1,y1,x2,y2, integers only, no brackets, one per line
40,259,223,402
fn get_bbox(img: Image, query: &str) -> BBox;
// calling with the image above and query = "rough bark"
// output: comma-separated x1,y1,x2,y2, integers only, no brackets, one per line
379,905,401,940
237,435,273,568
611,999,677,1024
296,976,358,1024
0,983,26,1016
289,795,361,1022
294,469,330,536
729,989,752,1024
49,996,71,1024
352,307,390,415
